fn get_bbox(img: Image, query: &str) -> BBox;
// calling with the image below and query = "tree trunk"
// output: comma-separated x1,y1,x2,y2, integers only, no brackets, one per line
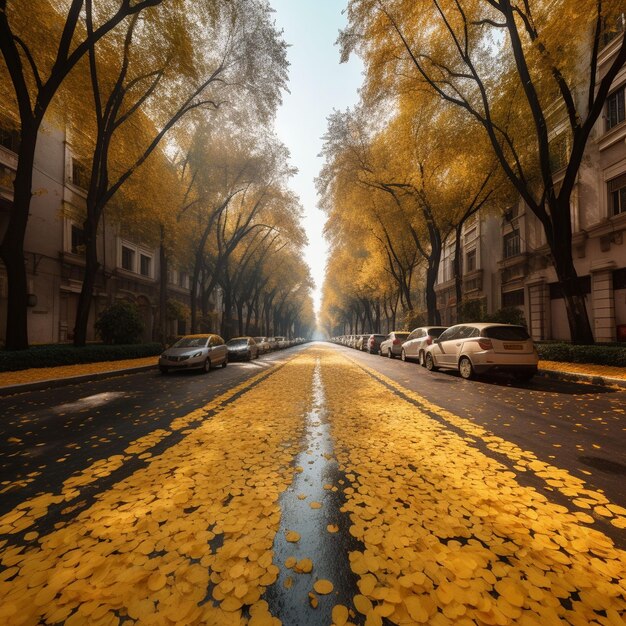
158,243,168,344
548,206,594,343
453,223,463,324
236,299,244,336
73,217,101,346
0,122,37,350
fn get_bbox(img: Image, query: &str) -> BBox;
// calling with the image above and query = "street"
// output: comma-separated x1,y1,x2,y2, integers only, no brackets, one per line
0,343,625,625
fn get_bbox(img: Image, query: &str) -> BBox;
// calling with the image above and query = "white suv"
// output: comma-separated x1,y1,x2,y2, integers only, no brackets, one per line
424,323,538,380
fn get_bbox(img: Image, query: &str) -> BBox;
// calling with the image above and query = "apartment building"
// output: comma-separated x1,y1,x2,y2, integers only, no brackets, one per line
435,23,626,342
0,122,194,346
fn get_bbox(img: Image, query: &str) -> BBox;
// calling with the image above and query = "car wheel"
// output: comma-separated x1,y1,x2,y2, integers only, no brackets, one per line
387,349,394,359
159,366,169,375
425,353,438,372
419,351,425,367
401,349,406,362
459,356,474,380
203,358,211,374
222,357,228,368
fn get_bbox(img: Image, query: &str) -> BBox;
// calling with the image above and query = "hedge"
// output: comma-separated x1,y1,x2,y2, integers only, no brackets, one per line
0,343,162,372
536,342,626,367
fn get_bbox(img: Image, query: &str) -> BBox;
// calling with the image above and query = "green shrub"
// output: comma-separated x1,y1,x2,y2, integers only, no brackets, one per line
95,301,144,344
0,343,162,372
457,299,486,323
484,307,527,326
536,342,626,367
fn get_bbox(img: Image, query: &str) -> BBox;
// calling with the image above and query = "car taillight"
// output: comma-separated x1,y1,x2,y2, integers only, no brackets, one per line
477,338,493,350
392,339,401,345
426,336,433,345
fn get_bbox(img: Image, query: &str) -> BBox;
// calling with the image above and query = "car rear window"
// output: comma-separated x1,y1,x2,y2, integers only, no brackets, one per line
428,328,447,338
394,333,410,339
174,336,209,348
484,326,530,341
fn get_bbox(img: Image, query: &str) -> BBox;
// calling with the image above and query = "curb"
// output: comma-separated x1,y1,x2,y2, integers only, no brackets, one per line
0,364,156,396
537,368,626,389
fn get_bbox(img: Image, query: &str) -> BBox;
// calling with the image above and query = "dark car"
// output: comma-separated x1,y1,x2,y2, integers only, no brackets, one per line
226,337,259,361
366,334,387,354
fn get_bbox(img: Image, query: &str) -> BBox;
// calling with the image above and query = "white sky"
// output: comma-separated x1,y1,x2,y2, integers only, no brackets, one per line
270,1,363,314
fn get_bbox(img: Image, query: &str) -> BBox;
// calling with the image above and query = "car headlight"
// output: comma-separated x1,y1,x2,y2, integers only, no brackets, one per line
191,351,203,358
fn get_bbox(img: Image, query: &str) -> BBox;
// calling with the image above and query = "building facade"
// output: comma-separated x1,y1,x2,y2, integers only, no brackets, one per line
0,123,194,346
435,26,626,342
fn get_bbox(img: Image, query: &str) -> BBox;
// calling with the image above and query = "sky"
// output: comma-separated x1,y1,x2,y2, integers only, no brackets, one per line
269,1,363,315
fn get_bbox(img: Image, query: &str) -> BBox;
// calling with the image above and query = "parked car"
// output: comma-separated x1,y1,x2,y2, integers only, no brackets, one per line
275,336,289,349
401,326,448,365
159,334,228,374
379,331,411,358
355,334,370,351
254,337,270,354
226,337,259,361
366,334,387,354
424,323,538,380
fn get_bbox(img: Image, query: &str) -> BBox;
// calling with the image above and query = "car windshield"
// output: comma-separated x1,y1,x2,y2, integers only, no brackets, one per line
172,336,209,348
394,333,410,339
227,339,248,346
254,338,265,343
373,335,386,339
428,328,447,338
484,326,530,341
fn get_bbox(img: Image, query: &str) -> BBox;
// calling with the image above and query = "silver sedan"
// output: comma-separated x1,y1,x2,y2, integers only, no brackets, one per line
159,334,228,374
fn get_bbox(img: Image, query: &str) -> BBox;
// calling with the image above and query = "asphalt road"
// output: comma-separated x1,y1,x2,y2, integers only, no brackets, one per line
0,342,625,625
0,346,307,519
1,342,624,538
338,344,626,516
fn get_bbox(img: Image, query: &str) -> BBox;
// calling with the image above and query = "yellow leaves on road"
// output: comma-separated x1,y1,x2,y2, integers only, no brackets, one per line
322,349,626,626
0,353,317,625
285,530,300,543
313,579,334,594
0,357,157,388
357,357,626,530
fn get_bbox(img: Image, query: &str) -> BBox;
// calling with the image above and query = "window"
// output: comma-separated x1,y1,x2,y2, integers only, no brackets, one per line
503,230,521,258
178,271,188,288
121,245,135,271
608,173,626,216
606,87,625,131
502,289,525,308
140,254,151,277
71,224,85,254
465,249,476,273
0,121,20,153
602,12,625,47
549,131,570,171
613,267,626,290
72,158,90,189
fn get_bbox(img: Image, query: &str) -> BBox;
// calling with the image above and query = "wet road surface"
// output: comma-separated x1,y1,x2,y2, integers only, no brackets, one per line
0,344,624,625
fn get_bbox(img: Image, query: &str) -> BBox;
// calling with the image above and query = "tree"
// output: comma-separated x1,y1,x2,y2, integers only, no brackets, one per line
341,0,626,342
69,0,288,345
0,0,164,349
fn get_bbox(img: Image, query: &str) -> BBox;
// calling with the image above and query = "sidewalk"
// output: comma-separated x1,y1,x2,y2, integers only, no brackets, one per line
0,355,624,394
0,356,157,394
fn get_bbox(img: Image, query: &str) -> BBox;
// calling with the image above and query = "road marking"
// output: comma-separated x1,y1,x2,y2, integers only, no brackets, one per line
0,351,317,624
343,350,626,531
0,353,301,541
